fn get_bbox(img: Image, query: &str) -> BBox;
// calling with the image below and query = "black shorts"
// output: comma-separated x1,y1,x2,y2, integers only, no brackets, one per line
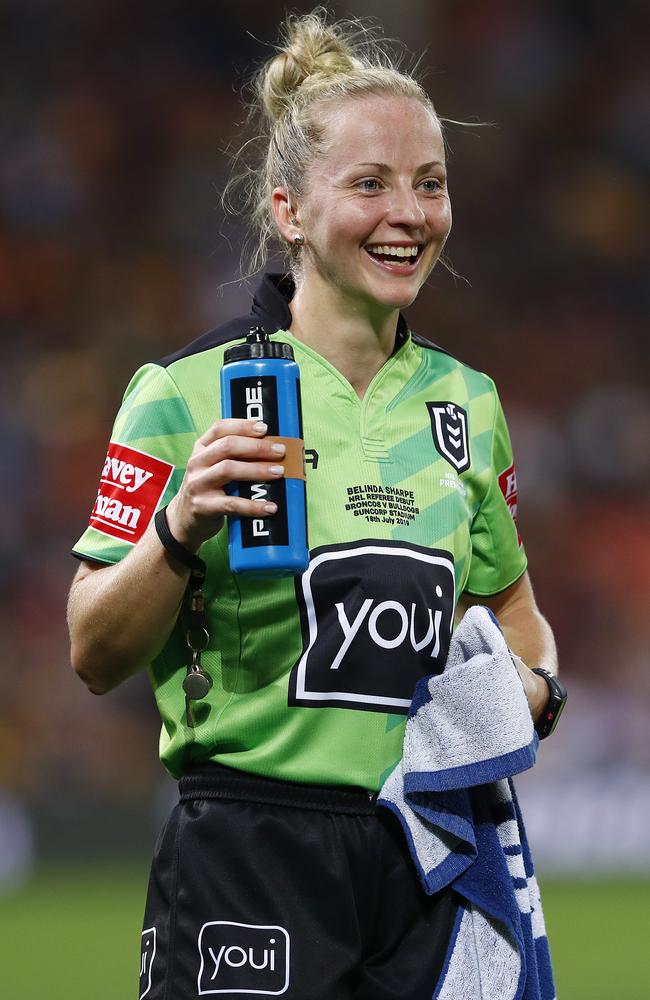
140,764,458,1000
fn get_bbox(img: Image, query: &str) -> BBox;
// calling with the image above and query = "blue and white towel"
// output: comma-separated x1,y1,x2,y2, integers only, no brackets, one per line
378,605,556,1000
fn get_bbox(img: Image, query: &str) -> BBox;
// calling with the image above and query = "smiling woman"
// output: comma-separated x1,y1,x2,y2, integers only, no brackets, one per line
67,8,561,999
233,15,453,392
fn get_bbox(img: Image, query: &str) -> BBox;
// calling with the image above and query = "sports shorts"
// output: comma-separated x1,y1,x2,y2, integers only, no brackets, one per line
139,763,459,999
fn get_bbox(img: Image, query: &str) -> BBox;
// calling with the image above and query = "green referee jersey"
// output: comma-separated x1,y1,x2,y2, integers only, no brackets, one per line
73,274,527,791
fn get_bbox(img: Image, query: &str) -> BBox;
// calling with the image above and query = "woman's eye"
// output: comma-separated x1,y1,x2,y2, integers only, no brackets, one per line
357,178,382,192
419,178,443,193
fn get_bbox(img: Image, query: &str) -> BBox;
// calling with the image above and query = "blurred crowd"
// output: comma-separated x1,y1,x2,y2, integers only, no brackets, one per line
0,0,648,859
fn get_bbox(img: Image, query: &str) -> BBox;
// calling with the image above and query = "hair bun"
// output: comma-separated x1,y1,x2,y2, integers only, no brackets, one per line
261,11,363,122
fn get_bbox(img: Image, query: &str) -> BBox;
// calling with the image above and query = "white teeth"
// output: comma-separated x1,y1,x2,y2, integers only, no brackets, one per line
366,245,419,259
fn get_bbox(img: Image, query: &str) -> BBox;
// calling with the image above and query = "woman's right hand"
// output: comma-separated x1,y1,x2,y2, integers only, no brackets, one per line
165,418,286,552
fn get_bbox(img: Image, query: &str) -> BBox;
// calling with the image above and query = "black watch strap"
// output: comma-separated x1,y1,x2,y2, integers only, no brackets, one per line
531,668,567,739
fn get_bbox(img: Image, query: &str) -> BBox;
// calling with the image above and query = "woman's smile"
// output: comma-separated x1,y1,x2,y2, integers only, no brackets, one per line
363,242,424,274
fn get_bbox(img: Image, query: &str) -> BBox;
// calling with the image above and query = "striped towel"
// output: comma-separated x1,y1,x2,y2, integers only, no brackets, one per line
378,605,556,1000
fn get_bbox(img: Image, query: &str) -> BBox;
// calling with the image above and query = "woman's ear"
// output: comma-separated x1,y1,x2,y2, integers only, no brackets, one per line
271,187,302,244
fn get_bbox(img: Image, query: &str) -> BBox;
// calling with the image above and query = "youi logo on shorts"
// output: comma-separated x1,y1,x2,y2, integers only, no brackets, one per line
139,927,156,1000
289,541,455,713
197,921,290,996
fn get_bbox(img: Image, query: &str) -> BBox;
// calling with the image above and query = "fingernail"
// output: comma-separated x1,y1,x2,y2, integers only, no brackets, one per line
263,502,277,513
253,421,267,432
269,465,284,475
271,443,286,455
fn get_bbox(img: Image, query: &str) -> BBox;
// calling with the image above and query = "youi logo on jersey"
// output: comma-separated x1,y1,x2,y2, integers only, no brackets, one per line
89,442,174,545
289,541,455,713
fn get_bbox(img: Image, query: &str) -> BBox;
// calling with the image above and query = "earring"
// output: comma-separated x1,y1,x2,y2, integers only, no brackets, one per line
293,233,305,246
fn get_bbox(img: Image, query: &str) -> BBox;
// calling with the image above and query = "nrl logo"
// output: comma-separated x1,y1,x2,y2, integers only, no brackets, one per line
426,401,471,474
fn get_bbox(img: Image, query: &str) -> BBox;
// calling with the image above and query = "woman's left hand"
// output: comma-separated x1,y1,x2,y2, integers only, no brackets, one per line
457,571,559,728
510,653,549,725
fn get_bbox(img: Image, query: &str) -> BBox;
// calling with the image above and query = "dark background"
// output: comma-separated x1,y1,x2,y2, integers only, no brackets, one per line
0,0,648,877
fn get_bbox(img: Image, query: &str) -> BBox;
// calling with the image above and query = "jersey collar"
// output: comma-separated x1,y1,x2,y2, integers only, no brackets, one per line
251,273,410,353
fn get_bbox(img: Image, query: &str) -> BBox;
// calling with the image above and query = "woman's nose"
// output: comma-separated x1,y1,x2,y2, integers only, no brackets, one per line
386,186,426,228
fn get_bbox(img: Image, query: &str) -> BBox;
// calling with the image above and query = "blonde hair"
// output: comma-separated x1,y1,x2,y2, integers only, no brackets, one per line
224,8,440,279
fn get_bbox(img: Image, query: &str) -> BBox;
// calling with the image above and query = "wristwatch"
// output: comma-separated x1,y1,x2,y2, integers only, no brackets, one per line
531,668,567,739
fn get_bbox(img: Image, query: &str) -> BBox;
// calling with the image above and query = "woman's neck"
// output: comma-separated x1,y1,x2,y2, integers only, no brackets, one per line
288,274,400,399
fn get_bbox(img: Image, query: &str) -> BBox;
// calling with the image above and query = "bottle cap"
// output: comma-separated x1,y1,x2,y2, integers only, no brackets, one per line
224,327,295,363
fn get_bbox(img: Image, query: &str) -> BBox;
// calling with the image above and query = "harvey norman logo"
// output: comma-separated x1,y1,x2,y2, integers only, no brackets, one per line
89,442,174,544
498,460,522,546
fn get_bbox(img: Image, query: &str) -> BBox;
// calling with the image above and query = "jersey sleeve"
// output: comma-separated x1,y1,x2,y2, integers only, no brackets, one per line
463,383,527,596
72,363,197,565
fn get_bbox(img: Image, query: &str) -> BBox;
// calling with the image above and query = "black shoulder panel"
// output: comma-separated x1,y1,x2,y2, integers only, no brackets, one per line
410,332,484,376
154,273,295,369
411,332,456,361
152,273,474,374
155,314,255,369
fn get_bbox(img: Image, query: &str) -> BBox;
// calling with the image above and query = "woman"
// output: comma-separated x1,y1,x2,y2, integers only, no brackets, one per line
68,12,561,999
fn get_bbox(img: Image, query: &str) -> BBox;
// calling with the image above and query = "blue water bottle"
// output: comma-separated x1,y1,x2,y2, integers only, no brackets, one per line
221,327,309,576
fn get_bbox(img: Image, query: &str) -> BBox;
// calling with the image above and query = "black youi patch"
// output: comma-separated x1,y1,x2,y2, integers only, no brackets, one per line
289,540,455,713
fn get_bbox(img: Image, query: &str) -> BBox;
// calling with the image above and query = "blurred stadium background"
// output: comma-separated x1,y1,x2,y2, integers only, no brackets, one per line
0,1,648,997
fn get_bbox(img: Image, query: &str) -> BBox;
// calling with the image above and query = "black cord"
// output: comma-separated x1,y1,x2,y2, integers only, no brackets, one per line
154,506,206,585
155,505,212,721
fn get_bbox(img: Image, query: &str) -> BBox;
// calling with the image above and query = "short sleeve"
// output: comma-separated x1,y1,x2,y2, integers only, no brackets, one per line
72,363,197,565
464,386,527,596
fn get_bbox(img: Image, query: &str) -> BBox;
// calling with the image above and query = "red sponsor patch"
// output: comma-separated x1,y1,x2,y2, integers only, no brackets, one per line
89,442,174,544
498,461,522,546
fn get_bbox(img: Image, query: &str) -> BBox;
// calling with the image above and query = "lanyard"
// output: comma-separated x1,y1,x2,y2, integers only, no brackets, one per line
154,507,212,727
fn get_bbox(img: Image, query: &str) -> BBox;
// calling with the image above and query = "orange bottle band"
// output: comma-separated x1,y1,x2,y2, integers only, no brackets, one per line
265,436,306,481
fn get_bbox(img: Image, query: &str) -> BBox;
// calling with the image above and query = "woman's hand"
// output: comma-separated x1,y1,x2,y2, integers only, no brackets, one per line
165,418,286,552
510,652,550,725
458,572,559,726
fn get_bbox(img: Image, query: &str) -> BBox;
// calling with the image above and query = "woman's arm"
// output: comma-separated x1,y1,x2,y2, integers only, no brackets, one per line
67,526,191,694
67,418,285,694
457,571,558,725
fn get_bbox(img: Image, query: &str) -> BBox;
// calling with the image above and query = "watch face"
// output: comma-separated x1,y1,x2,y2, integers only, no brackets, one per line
533,669,567,739
543,695,566,737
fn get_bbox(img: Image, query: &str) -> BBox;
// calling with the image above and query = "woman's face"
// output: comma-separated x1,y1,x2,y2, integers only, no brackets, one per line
296,93,452,315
